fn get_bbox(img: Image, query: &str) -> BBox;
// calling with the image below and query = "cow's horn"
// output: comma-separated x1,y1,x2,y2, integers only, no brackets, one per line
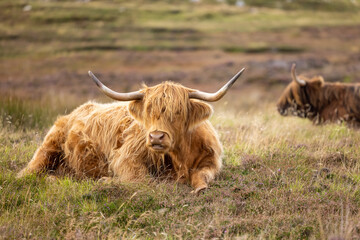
291,64,306,86
88,71,144,101
189,68,245,102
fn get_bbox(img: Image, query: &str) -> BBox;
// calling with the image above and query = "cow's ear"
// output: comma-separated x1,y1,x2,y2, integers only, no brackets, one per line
310,76,324,89
188,100,213,129
128,101,144,122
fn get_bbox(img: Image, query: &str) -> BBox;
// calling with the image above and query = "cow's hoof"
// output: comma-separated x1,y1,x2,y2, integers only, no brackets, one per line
16,169,28,179
190,186,207,195
16,172,24,179
46,175,58,182
98,177,113,184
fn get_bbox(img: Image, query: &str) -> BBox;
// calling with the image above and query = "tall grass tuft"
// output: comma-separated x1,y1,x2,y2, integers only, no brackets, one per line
0,96,78,130
0,97,55,130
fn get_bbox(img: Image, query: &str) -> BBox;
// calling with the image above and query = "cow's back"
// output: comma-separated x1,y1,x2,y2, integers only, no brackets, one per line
318,83,360,125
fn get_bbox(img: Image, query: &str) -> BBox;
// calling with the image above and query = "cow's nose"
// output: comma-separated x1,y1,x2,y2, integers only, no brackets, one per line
277,106,284,115
149,131,165,144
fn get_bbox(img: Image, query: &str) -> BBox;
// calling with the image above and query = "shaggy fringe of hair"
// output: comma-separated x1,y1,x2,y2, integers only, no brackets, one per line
141,82,191,126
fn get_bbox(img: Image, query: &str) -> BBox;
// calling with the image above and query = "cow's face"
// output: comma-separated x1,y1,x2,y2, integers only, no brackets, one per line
277,64,323,119
128,82,212,153
88,68,244,153
277,81,308,117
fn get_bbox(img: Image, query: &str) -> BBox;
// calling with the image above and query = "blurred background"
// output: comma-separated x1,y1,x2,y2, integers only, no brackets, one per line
1,0,360,129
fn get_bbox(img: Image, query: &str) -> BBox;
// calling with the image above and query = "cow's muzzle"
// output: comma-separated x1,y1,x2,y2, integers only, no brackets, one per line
147,131,171,152
277,105,288,116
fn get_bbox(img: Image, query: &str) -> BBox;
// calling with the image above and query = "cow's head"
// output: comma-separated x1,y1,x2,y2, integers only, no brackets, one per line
277,64,324,119
89,69,245,153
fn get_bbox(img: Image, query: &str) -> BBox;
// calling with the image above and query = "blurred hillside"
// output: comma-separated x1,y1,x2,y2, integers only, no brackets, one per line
0,0,360,101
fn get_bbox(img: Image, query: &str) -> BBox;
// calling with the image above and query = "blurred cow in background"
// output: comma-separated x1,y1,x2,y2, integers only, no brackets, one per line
18,68,245,193
277,63,360,126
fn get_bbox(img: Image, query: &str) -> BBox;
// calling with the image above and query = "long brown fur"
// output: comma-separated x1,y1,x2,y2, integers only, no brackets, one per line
18,82,222,193
277,69,360,126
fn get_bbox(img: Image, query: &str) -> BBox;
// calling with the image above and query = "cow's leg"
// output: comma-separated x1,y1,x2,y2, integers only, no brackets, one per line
17,122,66,178
64,124,110,179
109,139,150,182
190,168,217,194
189,153,222,194
110,156,149,182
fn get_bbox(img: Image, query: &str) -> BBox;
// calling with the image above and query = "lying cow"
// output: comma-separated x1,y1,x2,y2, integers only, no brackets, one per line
18,68,245,193
277,64,360,126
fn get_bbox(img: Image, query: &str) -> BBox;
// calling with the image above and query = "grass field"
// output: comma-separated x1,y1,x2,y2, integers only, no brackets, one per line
1,0,360,239
2,99,360,239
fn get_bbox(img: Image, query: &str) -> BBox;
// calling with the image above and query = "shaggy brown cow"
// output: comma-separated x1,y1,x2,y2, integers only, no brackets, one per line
277,64,360,126
18,68,245,193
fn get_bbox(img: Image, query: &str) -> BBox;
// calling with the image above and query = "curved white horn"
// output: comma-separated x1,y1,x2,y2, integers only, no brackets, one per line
189,68,245,102
291,64,306,86
88,71,143,101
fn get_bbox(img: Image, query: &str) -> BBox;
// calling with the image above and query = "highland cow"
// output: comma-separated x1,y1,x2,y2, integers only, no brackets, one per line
277,64,360,126
18,68,245,193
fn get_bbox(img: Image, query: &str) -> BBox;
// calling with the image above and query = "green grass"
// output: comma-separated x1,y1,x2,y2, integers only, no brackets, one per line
223,44,305,53
0,96,79,130
241,0,360,11
1,99,360,239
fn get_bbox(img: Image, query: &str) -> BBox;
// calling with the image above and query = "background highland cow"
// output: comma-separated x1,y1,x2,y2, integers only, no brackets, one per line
278,64,360,126
1,0,360,239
